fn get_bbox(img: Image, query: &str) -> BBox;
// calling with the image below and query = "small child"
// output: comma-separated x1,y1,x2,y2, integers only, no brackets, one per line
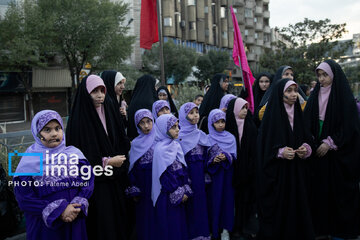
152,114,193,240
178,102,211,239
127,109,156,240
152,100,171,120
193,94,204,106
219,94,236,112
14,110,94,240
206,109,236,240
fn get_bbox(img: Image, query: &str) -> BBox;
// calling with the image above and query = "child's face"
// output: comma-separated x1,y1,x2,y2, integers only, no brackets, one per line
194,97,203,106
283,85,298,105
187,108,199,125
168,122,179,139
317,69,332,87
138,117,153,134
90,86,105,108
213,119,225,132
157,106,170,116
282,69,294,80
238,105,248,119
115,79,126,96
39,120,63,148
158,92,168,100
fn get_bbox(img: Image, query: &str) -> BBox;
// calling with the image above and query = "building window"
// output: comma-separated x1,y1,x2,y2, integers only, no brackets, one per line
220,7,226,18
222,31,228,39
205,29,209,37
245,8,253,18
255,33,258,39
164,17,173,27
254,17,257,23
245,29,249,36
189,21,196,30
204,6,208,14
233,8,237,13
264,34,270,42
187,0,196,6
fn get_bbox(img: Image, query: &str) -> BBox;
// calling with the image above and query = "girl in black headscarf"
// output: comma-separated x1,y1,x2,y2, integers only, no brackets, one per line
256,79,315,240
66,75,131,240
225,98,258,239
157,86,178,117
253,72,272,112
101,70,128,127
304,59,360,239
198,73,229,133
127,74,158,140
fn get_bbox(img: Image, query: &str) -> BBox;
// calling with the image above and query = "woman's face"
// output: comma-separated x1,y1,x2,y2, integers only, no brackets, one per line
168,122,179,139
187,108,200,125
115,78,126,96
238,104,248,119
213,119,226,132
39,120,63,148
259,76,271,91
317,69,333,87
158,92,168,100
282,69,294,80
90,86,105,108
221,78,229,91
138,117,153,134
283,85,298,105
157,106,170,116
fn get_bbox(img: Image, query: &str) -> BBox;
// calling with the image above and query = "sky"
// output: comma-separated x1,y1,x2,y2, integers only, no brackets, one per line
269,0,360,40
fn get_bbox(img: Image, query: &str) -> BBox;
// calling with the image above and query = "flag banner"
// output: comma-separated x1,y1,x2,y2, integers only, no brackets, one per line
140,0,159,49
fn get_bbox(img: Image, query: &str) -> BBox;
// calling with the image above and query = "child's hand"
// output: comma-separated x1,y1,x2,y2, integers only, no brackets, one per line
218,153,226,161
213,155,221,163
108,155,126,167
295,145,308,159
282,147,295,160
316,143,330,157
61,203,81,222
182,194,188,203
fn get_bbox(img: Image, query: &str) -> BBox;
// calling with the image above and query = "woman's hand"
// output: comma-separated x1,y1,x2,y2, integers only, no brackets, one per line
283,147,295,160
108,155,126,167
295,145,308,159
316,143,330,157
61,203,81,223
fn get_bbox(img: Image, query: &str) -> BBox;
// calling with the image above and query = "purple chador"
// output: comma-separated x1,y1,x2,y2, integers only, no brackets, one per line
178,102,211,240
14,110,94,240
126,109,156,240
152,114,193,240
206,109,236,239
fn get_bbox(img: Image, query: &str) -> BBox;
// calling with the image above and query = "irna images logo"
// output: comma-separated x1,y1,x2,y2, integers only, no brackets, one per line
8,150,43,176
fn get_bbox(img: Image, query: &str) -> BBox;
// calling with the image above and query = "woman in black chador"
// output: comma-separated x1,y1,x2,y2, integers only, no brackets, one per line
256,79,315,240
156,86,178,117
127,74,158,140
304,59,360,239
252,72,272,127
198,73,229,133
66,75,131,240
225,98,258,239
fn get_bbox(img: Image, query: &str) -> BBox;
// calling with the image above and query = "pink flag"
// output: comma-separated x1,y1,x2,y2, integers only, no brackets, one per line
230,6,255,113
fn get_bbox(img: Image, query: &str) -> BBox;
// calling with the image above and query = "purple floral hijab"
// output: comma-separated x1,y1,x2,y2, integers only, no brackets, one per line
207,109,237,156
129,109,155,172
152,100,170,120
152,114,186,206
178,102,210,155
219,94,236,110
15,110,85,176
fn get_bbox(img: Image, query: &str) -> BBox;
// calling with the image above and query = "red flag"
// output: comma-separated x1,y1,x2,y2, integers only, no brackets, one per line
140,0,159,49
230,6,255,113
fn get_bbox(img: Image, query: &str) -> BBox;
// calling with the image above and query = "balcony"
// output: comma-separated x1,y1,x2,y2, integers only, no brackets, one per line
221,0,227,6
264,25,271,33
245,36,255,44
256,39,264,46
255,6,263,16
236,13,245,24
233,0,245,7
263,10,270,19
264,41,271,49
245,18,254,28
263,0,269,4
247,53,256,61
255,22,263,31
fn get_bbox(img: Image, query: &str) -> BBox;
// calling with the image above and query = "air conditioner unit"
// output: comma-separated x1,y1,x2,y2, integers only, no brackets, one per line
180,20,186,28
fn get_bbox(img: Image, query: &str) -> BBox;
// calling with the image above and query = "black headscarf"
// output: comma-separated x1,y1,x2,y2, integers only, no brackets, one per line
259,66,306,107
256,78,314,239
253,72,273,111
226,98,258,235
198,73,227,133
157,86,178,117
127,74,158,140
304,59,360,238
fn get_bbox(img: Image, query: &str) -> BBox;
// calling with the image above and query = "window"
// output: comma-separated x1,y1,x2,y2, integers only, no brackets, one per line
233,8,237,13
204,6,208,14
205,29,209,37
189,21,196,30
220,7,226,18
245,8,253,18
164,17,173,27
245,29,249,36
254,17,257,23
255,33,258,39
187,0,196,6
222,31,228,39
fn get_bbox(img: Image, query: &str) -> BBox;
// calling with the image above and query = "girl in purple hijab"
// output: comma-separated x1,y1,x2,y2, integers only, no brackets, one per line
206,109,237,240
178,102,211,240
152,114,193,240
126,109,156,240
14,110,94,240
219,94,236,112
152,100,171,120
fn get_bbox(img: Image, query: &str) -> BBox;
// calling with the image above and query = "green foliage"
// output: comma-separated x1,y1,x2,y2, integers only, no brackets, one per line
142,41,197,84
194,50,230,84
175,83,203,107
260,18,351,84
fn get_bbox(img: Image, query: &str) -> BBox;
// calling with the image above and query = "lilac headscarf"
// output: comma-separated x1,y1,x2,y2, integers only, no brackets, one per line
316,62,334,121
233,98,248,145
178,102,210,155
219,94,236,110
86,75,108,135
283,80,297,129
152,100,170,120
152,114,186,206
129,109,155,172
207,109,237,156
15,110,85,176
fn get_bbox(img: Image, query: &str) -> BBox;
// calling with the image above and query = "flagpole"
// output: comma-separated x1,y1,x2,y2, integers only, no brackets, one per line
157,0,166,86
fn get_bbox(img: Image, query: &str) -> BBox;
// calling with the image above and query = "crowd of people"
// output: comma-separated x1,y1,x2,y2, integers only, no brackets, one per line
11,60,360,240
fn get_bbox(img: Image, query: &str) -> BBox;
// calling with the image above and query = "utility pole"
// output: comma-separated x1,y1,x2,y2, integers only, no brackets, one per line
157,0,166,86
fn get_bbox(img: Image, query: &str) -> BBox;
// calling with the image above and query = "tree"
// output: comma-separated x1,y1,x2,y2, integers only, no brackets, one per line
194,50,230,84
259,18,351,84
0,1,47,119
142,41,197,84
